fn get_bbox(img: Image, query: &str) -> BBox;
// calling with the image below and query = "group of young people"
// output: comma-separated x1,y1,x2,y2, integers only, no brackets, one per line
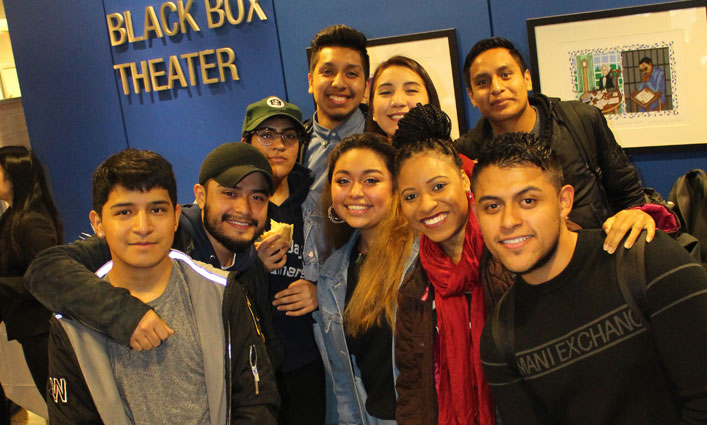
1,22,706,425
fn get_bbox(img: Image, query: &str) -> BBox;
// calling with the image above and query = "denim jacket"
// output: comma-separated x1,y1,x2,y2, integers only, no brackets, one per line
313,232,419,425
301,188,322,284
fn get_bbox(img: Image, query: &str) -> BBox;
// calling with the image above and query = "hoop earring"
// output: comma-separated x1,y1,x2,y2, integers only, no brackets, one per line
328,205,345,224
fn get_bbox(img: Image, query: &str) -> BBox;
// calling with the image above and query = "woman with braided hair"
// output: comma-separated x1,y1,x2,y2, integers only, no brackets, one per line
392,104,499,425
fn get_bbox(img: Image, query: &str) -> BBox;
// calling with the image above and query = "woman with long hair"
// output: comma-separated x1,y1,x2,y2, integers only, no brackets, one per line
315,133,417,424
0,146,63,400
365,56,440,139
392,105,501,425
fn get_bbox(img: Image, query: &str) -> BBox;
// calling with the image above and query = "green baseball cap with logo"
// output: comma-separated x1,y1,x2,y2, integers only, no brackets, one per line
242,96,305,134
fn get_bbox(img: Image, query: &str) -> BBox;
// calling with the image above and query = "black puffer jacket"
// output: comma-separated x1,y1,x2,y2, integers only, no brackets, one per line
456,94,645,229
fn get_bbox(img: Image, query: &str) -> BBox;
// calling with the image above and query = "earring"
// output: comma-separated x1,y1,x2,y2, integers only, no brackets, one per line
328,205,345,224
96,231,104,238
466,190,473,200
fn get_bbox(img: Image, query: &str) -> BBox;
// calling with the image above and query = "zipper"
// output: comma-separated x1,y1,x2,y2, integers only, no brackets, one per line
244,294,265,342
249,344,260,395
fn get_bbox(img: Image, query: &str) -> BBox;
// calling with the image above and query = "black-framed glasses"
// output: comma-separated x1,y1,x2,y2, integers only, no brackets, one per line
253,128,301,146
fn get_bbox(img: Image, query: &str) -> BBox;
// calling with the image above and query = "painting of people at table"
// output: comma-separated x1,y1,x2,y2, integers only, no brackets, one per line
573,53,624,115
622,47,672,113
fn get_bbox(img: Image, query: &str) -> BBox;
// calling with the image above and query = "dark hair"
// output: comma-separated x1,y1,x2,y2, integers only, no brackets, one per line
463,37,528,92
365,56,441,136
392,104,462,176
639,57,653,66
471,132,563,191
0,146,63,270
320,132,396,250
92,149,177,215
309,25,370,80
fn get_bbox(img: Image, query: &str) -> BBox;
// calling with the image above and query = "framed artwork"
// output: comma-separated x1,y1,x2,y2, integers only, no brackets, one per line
308,29,467,139
527,1,707,148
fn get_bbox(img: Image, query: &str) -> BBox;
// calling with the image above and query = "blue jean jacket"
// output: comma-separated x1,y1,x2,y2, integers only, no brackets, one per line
301,189,322,284
313,232,419,425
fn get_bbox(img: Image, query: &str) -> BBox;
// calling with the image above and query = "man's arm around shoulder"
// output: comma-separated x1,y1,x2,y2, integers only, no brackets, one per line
24,236,151,346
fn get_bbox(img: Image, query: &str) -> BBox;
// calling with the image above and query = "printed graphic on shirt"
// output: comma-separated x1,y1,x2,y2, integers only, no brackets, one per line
50,377,67,403
270,241,304,279
515,305,646,379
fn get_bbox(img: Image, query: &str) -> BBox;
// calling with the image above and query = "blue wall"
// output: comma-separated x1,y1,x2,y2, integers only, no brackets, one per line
5,0,705,239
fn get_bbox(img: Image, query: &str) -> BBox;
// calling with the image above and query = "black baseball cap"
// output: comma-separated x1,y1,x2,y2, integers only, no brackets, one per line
198,142,274,194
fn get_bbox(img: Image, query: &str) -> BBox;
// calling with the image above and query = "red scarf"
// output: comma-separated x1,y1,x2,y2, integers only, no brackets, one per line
419,159,495,425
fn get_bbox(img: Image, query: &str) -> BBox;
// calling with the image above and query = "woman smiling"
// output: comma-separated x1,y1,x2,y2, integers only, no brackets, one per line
392,105,498,425
314,133,417,424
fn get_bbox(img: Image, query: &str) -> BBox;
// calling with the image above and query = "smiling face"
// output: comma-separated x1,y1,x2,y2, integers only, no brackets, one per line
398,152,470,257
195,173,269,257
89,186,180,273
249,117,300,184
331,148,393,241
472,164,575,284
467,47,533,133
308,47,369,130
372,65,430,138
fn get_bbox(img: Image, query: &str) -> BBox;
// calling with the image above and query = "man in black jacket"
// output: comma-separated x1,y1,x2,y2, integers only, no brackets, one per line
458,37,663,254
48,148,278,424
24,143,283,367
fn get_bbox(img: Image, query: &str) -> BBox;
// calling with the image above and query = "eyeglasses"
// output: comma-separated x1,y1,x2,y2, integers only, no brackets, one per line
253,128,301,146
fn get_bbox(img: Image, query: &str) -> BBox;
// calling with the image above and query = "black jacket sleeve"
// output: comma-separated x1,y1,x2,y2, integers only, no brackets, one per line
225,277,279,424
587,105,645,213
23,236,150,346
47,317,103,425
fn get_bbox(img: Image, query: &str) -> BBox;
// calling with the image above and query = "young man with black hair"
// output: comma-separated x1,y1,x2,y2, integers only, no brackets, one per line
242,96,325,425
47,149,277,424
25,143,282,365
299,24,370,198
457,37,675,255
471,132,707,425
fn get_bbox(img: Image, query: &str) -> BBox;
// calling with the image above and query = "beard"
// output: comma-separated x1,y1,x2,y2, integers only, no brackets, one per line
516,226,561,277
202,203,263,253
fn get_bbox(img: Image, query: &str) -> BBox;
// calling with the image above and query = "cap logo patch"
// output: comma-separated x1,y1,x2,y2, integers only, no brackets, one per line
266,96,285,108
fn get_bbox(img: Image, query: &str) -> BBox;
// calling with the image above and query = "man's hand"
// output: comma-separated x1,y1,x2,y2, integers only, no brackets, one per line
272,279,317,317
602,208,655,254
255,234,289,272
130,310,174,351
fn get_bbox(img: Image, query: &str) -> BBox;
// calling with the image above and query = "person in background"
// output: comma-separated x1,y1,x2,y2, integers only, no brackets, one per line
365,56,440,139
242,96,325,425
473,132,707,425
392,105,496,425
298,25,370,198
0,146,63,407
457,36,676,254
315,133,418,424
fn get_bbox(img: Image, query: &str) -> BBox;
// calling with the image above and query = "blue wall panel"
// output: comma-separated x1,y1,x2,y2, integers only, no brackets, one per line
274,0,492,128
5,0,129,240
6,0,286,240
106,0,286,204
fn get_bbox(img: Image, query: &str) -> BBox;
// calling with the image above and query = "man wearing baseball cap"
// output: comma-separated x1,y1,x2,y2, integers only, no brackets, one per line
25,143,284,369
241,96,326,425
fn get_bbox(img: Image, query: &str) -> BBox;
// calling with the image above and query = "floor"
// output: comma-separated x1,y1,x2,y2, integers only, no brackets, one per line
10,409,46,425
